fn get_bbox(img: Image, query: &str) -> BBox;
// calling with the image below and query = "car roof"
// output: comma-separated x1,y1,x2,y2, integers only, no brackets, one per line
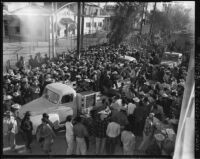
164,52,182,56
46,83,76,96
119,55,137,61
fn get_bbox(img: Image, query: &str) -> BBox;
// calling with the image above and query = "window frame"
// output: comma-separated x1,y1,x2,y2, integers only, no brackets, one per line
61,94,74,104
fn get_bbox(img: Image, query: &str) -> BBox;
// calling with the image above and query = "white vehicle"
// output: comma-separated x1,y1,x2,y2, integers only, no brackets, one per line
161,52,182,67
18,83,99,134
118,55,137,67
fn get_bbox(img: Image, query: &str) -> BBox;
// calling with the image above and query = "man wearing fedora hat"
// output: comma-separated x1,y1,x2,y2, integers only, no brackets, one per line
20,111,33,153
4,95,14,112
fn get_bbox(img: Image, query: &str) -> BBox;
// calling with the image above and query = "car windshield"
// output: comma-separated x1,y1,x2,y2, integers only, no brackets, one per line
162,53,180,62
42,88,60,104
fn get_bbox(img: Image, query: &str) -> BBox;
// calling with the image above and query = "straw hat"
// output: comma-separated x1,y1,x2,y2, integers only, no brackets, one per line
133,97,140,103
112,71,118,75
11,103,21,110
154,133,165,142
5,95,13,100
76,75,81,78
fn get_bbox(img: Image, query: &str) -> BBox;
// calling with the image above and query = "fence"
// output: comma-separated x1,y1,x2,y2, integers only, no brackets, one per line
3,30,108,72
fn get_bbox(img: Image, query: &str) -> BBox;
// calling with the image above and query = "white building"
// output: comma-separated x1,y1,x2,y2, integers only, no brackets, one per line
55,2,107,38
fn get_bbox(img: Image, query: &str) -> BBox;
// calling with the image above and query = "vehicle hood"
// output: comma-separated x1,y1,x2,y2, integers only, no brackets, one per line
19,97,56,118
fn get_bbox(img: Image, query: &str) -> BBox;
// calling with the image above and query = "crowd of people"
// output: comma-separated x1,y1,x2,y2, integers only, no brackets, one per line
3,41,189,155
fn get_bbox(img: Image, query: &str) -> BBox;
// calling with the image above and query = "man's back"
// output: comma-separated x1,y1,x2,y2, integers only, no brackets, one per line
73,123,88,138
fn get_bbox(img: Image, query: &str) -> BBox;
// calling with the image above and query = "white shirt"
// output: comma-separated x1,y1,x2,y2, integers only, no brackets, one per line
5,116,18,134
121,130,135,150
106,122,121,138
65,122,73,137
127,103,136,115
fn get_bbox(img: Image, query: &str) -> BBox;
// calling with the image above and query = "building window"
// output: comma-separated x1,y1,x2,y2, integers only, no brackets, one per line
86,22,91,28
95,9,98,15
15,26,20,34
94,22,97,27
98,22,102,27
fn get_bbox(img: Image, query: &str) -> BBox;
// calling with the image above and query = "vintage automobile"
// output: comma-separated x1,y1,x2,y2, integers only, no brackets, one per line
18,82,99,134
118,55,137,67
160,52,182,67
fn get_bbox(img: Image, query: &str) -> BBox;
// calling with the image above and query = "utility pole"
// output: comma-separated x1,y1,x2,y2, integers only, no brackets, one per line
77,2,81,59
80,2,85,49
51,2,55,58
55,2,58,46
48,16,51,58
150,2,157,36
140,3,145,35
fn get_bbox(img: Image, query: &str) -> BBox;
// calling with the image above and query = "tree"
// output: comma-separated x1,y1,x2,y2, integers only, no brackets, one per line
149,3,191,36
108,2,144,47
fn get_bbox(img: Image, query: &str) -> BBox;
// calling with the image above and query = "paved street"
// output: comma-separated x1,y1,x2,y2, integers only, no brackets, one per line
3,131,145,156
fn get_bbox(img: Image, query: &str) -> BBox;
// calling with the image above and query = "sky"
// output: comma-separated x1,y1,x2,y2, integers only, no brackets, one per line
5,1,194,17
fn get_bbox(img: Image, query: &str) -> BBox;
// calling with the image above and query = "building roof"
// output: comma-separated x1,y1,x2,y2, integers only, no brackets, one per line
10,4,51,16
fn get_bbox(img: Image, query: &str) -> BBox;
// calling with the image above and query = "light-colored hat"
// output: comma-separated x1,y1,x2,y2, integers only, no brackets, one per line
5,79,11,84
144,81,150,86
13,91,20,97
139,91,146,96
154,133,165,142
76,75,81,78
5,95,13,100
63,66,68,71
11,103,21,110
112,71,118,75
84,79,91,82
133,97,140,103
162,93,168,98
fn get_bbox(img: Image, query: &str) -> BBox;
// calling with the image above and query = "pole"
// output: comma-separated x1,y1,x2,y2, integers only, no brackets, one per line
80,2,85,49
55,2,58,47
150,2,156,36
77,2,81,59
52,3,55,58
140,3,145,35
49,16,51,58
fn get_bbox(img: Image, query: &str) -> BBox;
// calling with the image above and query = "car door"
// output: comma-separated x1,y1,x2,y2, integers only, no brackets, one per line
56,94,75,122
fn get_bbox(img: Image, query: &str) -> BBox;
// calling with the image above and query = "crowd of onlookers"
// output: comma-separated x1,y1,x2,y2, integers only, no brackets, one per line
3,41,189,155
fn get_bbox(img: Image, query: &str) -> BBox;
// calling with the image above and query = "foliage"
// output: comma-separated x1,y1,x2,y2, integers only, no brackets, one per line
150,3,191,35
108,2,144,47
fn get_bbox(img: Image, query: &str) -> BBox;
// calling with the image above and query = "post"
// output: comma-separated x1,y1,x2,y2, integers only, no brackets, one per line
77,2,81,59
150,2,156,36
140,3,145,35
80,2,85,49
49,16,51,58
55,2,58,47
52,3,55,58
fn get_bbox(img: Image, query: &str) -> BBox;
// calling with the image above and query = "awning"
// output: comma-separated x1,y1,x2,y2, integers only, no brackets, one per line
59,18,75,25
